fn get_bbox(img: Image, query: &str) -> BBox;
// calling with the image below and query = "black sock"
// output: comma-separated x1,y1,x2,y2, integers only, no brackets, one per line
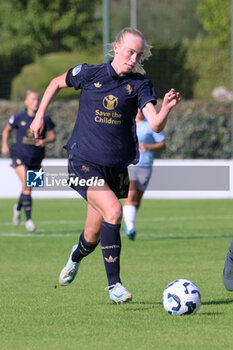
71,232,99,263
17,193,23,211
100,221,121,287
21,194,32,221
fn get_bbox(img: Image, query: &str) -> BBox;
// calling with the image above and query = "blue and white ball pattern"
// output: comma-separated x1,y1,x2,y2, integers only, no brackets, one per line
163,279,201,316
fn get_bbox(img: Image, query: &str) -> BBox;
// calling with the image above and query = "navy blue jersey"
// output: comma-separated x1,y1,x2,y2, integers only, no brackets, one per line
65,61,157,167
9,109,55,160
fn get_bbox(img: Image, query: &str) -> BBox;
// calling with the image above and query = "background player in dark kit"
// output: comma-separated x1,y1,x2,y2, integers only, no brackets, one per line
1,90,56,231
30,27,181,303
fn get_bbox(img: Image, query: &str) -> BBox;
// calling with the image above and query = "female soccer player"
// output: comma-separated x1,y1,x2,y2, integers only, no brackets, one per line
1,90,56,231
30,27,181,303
123,108,165,240
223,239,233,291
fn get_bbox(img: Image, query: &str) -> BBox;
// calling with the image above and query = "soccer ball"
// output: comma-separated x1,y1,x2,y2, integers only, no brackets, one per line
163,279,201,316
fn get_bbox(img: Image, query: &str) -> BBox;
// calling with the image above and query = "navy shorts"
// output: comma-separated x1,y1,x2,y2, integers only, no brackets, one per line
68,155,129,200
11,156,42,170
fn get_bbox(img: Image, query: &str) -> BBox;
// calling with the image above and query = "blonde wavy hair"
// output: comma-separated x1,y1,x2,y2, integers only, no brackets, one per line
108,27,152,75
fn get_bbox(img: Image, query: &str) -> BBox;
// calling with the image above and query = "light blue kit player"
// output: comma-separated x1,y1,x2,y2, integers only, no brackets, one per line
30,27,181,304
123,109,165,240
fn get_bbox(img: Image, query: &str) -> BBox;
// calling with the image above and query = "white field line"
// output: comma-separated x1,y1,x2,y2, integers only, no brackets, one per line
0,232,77,237
139,215,233,222
1,215,233,227
0,219,85,226
1,215,233,238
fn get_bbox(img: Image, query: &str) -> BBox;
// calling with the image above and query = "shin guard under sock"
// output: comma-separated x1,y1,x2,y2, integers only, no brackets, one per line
71,232,99,263
21,194,32,220
17,193,24,211
100,221,121,286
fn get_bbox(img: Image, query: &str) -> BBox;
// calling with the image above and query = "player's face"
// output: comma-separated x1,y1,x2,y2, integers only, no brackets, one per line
25,93,40,115
113,34,144,75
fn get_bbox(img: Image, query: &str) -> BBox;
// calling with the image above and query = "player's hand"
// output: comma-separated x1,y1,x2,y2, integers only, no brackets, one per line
35,139,45,148
1,144,9,154
163,88,182,110
30,114,44,139
139,141,147,152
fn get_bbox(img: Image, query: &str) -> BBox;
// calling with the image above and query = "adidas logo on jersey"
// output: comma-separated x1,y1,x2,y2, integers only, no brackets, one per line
94,82,102,88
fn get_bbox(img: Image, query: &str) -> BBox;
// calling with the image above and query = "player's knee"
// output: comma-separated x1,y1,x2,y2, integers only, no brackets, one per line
22,189,31,195
105,202,122,224
128,199,140,208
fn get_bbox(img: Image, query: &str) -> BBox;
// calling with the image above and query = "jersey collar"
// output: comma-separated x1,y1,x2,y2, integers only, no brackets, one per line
107,61,129,80
24,109,35,118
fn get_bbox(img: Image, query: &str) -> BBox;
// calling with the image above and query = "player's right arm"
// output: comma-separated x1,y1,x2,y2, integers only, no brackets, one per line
142,89,181,133
30,72,68,138
1,124,13,154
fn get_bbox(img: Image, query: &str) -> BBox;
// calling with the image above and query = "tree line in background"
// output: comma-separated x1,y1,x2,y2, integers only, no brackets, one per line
0,0,230,99
0,0,102,98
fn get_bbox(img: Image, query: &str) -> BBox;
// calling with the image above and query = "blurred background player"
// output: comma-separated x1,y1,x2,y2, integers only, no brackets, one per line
223,239,233,291
1,90,56,231
123,108,165,240
30,27,181,304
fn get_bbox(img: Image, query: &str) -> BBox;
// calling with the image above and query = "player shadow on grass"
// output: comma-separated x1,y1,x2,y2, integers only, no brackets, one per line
202,299,233,306
121,299,233,313
122,301,162,311
197,298,233,316
198,312,224,316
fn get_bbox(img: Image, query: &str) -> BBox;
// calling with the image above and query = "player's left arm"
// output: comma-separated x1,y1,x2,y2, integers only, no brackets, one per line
30,72,68,138
1,123,13,154
142,88,181,133
139,140,165,152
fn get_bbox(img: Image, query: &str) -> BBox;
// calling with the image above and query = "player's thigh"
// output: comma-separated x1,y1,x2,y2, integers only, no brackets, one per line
14,165,31,193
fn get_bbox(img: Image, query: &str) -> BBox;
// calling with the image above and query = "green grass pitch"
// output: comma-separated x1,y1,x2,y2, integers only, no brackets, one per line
0,198,233,350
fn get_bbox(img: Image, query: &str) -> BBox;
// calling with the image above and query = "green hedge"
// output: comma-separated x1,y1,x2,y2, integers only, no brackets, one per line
0,99,232,160
12,45,195,100
10,40,231,101
143,40,231,100
185,38,231,99
157,100,232,159
144,44,195,99
11,49,103,101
